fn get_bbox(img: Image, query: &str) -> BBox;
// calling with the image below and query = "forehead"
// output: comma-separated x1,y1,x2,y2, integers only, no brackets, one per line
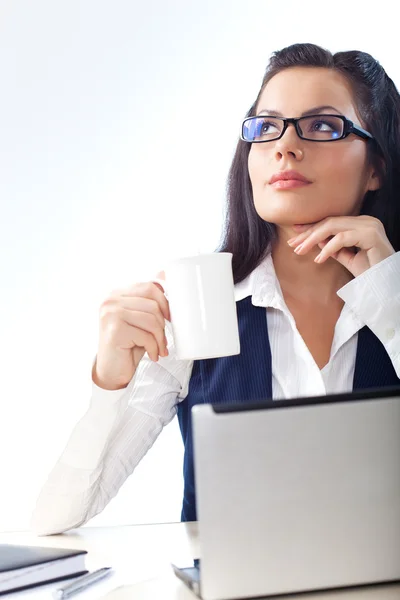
256,66,359,121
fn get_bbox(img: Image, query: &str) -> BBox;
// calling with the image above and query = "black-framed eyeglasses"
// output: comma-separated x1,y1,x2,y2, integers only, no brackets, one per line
241,114,374,143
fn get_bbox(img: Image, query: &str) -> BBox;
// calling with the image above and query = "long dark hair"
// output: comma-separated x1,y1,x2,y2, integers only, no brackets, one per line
215,42,400,285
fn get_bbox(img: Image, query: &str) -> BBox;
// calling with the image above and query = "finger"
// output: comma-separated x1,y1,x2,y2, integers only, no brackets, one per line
153,271,166,293
318,246,368,277
153,273,171,321
118,296,166,332
314,231,360,263
334,248,370,276
288,223,329,246
121,282,171,322
288,217,359,247
153,279,167,295
294,227,345,255
101,314,161,363
118,307,168,358
315,238,370,276
153,285,171,322
132,330,161,363
290,228,335,250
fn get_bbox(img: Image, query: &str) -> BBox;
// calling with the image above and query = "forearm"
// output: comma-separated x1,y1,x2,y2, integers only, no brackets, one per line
30,356,183,536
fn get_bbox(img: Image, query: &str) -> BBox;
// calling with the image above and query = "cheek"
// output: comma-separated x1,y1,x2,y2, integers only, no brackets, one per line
316,145,369,196
247,148,256,184
248,147,267,187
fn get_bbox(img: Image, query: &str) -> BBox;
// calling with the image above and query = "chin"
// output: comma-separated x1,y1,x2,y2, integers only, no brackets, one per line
256,201,311,220
258,212,319,226
255,204,325,227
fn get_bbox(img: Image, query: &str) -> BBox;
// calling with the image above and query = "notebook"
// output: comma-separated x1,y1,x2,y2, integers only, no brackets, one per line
0,544,88,595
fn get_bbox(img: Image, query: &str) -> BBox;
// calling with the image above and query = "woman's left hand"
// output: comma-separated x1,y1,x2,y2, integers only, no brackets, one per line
287,215,396,278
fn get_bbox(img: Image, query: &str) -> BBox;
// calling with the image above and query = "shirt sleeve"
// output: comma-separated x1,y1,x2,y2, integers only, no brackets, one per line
336,251,400,378
30,322,194,536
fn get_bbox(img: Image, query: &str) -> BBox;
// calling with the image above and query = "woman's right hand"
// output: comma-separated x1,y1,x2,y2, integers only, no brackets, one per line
92,271,171,390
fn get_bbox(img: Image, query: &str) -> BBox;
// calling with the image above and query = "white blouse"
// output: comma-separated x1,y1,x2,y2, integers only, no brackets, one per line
30,252,400,535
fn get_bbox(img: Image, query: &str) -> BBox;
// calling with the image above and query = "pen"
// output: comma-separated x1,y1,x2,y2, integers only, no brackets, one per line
53,567,113,599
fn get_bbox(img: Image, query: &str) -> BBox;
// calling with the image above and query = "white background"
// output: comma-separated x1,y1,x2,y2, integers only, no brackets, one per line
0,0,398,532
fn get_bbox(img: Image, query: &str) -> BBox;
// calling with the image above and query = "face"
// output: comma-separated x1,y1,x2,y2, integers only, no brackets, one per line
248,67,380,232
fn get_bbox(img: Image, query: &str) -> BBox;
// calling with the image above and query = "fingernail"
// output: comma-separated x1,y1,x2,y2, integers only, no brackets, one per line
294,243,304,253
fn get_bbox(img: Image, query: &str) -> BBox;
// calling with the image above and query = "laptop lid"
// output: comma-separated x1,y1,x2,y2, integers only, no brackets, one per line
192,386,400,600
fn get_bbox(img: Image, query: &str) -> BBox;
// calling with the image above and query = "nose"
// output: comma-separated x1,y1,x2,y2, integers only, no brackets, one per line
274,122,304,161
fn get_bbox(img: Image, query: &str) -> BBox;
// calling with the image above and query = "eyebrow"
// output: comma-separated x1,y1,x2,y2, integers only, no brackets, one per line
257,105,342,117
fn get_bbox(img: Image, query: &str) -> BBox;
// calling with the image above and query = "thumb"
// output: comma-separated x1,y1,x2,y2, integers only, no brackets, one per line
153,270,166,294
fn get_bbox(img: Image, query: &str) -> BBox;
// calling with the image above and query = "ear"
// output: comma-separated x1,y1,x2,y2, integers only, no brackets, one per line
366,157,384,192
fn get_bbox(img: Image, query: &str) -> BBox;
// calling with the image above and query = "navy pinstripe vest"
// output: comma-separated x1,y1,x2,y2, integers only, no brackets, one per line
176,295,400,522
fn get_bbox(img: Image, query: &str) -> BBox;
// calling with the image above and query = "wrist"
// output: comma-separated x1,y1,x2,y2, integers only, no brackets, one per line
91,359,130,391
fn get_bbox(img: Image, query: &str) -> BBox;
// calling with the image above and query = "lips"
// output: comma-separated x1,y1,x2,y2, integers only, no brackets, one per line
269,170,311,185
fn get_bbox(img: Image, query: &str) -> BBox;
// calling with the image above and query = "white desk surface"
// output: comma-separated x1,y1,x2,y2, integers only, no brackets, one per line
0,522,399,599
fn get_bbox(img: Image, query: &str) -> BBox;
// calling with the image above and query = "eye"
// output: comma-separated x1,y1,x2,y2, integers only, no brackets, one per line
309,118,342,136
302,116,343,140
311,119,336,132
260,119,280,136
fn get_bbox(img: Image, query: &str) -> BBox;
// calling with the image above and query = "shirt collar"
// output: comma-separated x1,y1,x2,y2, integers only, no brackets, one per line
233,251,364,332
234,252,285,310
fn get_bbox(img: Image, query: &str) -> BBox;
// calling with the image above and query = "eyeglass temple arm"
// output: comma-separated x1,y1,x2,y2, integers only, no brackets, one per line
350,122,374,140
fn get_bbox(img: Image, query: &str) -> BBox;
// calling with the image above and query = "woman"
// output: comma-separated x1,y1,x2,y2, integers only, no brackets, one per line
31,43,400,535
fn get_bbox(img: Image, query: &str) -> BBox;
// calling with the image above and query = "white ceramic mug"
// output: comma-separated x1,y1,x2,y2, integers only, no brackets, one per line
152,252,240,361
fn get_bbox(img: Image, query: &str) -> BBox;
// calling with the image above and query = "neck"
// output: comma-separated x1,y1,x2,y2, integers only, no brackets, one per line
271,229,354,305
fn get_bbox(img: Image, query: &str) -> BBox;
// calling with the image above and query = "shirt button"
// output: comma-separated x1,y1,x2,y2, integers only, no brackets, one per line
386,328,395,341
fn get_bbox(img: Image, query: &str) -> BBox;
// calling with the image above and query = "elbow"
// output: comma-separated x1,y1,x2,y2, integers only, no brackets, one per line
29,514,80,537
29,505,88,537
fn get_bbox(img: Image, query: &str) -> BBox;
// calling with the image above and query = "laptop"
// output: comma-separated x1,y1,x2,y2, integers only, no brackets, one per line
172,385,400,600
